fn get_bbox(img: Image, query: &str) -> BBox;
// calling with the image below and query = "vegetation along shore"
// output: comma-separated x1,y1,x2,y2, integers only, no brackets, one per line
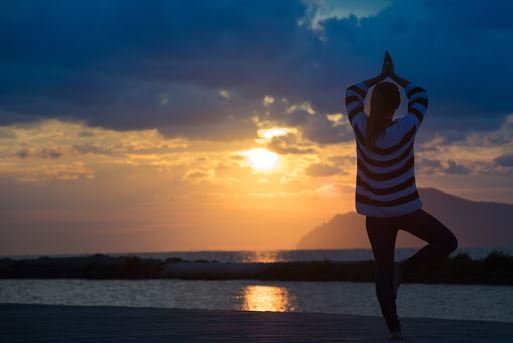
1,251,512,285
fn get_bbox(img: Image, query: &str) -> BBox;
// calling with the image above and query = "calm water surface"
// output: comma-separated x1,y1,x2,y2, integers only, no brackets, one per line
1,279,512,323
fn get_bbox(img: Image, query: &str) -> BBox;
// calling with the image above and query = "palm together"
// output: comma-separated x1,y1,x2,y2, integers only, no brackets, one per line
362,51,409,88
380,51,396,81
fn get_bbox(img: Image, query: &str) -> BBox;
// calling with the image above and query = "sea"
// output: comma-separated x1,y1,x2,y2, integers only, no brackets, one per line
1,247,513,323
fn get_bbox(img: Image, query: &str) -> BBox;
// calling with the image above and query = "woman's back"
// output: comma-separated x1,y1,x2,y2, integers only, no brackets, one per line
345,81,429,218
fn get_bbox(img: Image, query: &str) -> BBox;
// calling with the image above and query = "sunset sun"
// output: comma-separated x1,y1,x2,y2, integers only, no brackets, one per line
244,148,279,171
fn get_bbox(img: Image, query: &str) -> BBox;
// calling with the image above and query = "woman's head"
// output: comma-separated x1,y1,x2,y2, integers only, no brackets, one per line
365,81,400,149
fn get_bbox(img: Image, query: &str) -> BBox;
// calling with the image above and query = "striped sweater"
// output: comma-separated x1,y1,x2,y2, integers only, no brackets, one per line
345,81,428,217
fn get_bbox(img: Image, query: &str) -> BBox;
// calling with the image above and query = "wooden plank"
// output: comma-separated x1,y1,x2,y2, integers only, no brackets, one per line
1,303,512,342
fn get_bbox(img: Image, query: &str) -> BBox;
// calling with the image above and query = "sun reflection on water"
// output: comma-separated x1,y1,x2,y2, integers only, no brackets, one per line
241,285,295,312
242,250,280,263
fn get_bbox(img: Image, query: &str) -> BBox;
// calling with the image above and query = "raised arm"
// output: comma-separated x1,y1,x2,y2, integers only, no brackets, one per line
344,81,368,127
345,54,388,127
387,52,428,126
404,81,428,125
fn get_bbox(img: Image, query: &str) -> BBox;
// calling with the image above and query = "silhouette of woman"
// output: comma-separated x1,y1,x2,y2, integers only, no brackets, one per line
344,51,458,340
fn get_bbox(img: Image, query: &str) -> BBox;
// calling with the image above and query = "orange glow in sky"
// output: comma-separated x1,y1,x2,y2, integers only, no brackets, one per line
1,118,511,256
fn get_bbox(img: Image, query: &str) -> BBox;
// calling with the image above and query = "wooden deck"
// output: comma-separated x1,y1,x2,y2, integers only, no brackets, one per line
1,303,512,342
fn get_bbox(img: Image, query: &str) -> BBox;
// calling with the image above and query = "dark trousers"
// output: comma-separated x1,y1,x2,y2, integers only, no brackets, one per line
365,208,458,332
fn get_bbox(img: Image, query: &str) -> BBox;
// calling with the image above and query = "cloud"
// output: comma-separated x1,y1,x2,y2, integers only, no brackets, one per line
0,0,512,146
417,157,443,175
12,146,72,159
494,154,513,167
263,95,275,106
416,157,489,176
443,160,471,175
266,136,317,155
305,162,341,176
301,0,393,31
463,114,513,146
6,162,95,183
0,119,192,183
72,143,113,156
254,126,320,155
219,90,230,99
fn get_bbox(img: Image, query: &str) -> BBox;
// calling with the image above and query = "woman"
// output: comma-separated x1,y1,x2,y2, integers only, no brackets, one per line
344,52,458,340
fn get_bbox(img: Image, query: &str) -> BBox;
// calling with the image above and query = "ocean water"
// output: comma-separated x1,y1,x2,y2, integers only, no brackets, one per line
2,248,512,323
1,279,512,323
4,247,513,263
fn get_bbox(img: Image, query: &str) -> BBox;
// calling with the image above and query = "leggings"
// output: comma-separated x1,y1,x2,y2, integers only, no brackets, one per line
365,208,458,332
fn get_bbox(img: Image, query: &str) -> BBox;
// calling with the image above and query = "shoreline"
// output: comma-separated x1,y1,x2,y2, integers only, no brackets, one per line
1,250,513,284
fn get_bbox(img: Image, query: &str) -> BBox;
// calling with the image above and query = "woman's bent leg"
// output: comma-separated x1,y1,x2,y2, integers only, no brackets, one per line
398,209,458,276
365,216,401,332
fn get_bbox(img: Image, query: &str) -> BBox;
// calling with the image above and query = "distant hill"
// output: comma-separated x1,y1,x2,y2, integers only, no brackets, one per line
296,188,513,249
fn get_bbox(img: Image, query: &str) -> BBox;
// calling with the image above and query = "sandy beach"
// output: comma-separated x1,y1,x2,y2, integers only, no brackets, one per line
1,303,513,342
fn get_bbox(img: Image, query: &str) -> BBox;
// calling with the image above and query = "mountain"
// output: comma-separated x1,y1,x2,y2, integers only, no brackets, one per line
296,187,513,249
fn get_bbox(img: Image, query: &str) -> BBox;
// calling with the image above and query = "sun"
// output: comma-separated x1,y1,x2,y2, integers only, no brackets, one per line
244,148,279,171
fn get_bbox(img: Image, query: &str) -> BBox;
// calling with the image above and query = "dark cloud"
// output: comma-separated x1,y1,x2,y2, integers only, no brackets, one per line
13,147,66,159
443,160,471,175
0,0,310,138
40,148,63,159
417,157,472,175
15,148,30,159
494,154,513,167
0,0,512,142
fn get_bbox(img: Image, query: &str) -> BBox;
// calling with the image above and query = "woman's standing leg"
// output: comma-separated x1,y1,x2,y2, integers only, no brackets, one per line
397,209,458,276
365,216,401,333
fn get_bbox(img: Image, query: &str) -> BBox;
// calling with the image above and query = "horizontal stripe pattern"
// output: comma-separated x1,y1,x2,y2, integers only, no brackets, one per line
405,83,428,125
356,190,419,207
356,182,417,202
344,80,428,217
357,156,414,181
357,143,413,168
356,197,423,218
344,82,368,127
357,164,415,189
357,174,416,195
354,125,416,155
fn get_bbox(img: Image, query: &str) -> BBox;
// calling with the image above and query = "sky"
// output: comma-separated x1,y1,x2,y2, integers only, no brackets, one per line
1,0,513,255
